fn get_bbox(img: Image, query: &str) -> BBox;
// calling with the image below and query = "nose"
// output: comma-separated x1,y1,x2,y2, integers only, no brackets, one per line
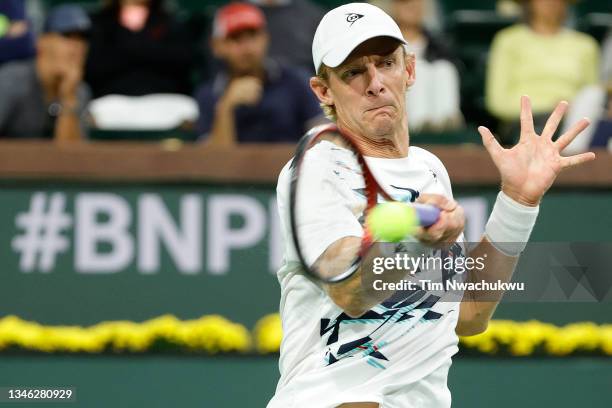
365,64,385,97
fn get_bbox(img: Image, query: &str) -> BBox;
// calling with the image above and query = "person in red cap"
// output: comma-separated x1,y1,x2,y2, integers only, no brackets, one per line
194,2,325,145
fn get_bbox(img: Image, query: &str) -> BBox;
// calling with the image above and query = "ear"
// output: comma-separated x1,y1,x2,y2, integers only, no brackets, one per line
404,51,416,88
310,75,334,108
261,31,270,46
259,30,270,55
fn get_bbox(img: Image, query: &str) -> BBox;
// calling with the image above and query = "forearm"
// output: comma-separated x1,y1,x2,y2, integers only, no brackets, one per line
464,95,596,333
208,100,237,147
458,237,518,335
325,269,377,318
457,191,539,335
54,98,82,142
319,238,417,317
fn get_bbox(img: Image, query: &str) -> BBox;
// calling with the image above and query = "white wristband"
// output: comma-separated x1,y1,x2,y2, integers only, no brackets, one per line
484,191,539,256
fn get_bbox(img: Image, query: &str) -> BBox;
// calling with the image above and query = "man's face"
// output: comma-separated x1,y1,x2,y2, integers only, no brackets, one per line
314,37,415,139
529,0,567,23
393,0,426,28
38,33,88,71
213,29,268,75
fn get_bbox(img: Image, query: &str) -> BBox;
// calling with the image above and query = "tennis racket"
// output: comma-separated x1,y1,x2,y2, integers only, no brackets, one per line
288,123,440,284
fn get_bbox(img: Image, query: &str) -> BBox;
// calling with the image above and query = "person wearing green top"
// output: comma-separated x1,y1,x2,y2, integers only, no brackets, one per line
485,0,600,144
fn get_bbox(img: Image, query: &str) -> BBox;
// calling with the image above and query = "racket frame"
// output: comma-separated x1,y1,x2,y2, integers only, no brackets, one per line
289,123,394,284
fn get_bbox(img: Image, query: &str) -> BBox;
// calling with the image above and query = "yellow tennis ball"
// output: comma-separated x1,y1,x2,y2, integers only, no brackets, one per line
366,202,418,242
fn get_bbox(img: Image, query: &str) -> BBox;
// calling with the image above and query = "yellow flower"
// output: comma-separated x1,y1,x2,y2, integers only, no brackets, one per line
0,314,251,354
253,314,282,353
1,315,611,357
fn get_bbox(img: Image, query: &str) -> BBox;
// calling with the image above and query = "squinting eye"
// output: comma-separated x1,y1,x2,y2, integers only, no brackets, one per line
343,69,359,79
384,59,394,67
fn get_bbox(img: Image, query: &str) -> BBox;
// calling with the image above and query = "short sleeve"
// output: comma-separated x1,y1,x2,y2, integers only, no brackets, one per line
296,152,363,266
434,160,454,200
277,144,363,267
420,148,454,200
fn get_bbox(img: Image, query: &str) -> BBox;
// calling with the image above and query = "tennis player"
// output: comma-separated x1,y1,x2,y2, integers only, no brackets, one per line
269,3,595,407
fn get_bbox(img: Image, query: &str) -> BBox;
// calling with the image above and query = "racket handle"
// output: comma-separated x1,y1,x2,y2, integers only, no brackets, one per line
413,203,441,227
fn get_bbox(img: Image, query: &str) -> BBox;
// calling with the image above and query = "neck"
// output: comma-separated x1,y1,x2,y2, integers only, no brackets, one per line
400,26,424,43
337,118,410,159
530,17,562,35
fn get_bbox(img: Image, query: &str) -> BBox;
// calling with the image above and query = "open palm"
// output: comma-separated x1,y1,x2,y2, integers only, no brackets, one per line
478,96,596,206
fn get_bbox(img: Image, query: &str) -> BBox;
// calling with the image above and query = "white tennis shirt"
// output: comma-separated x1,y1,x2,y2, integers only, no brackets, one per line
268,141,465,408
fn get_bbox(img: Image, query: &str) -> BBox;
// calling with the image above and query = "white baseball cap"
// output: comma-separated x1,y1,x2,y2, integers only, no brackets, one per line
312,2,406,73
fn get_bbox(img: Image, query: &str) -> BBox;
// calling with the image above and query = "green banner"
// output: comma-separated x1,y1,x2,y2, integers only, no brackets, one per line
1,184,611,326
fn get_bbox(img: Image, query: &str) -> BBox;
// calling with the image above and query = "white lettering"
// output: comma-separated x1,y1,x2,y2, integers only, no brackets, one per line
207,195,266,275
138,194,202,274
75,193,133,273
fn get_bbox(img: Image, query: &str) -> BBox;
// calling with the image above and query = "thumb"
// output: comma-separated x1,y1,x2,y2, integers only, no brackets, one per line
416,193,455,211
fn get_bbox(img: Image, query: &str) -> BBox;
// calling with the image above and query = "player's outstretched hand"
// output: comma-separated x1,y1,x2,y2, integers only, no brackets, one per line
477,95,596,207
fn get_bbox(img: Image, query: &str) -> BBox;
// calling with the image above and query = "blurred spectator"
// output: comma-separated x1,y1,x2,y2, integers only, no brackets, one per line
587,86,612,151
249,0,324,74
601,29,612,84
391,0,463,132
0,4,90,141
85,0,194,98
0,0,36,64
561,83,612,154
195,2,324,145
561,29,612,154
486,0,600,143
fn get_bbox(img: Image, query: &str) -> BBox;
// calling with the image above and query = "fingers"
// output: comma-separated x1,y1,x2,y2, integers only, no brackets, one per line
478,126,503,162
560,152,596,169
555,117,590,152
519,95,535,139
416,205,465,244
542,101,568,140
416,193,457,211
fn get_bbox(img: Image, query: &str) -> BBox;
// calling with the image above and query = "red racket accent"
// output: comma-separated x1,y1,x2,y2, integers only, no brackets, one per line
294,123,396,259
